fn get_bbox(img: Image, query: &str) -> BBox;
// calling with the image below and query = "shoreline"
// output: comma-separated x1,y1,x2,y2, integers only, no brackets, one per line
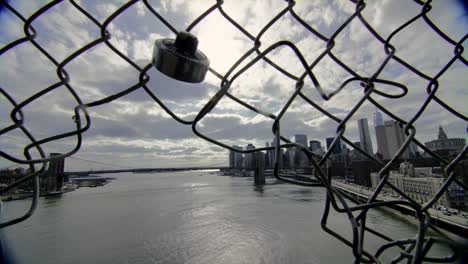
332,181,468,240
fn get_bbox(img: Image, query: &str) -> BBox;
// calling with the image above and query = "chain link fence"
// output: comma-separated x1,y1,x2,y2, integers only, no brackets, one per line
0,0,467,263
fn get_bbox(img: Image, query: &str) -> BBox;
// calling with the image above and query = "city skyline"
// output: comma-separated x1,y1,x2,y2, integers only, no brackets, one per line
228,118,465,162
1,111,464,171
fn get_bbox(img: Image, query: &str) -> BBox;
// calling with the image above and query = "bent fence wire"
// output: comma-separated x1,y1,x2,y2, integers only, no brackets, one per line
0,0,467,263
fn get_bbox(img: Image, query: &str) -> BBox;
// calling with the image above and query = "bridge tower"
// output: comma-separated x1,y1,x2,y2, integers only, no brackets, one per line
41,153,65,194
254,152,265,185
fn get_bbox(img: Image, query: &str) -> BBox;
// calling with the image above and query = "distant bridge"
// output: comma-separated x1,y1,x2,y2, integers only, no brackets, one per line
63,167,228,176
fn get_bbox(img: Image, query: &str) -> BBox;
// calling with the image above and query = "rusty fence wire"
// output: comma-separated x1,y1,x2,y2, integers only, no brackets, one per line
0,0,467,263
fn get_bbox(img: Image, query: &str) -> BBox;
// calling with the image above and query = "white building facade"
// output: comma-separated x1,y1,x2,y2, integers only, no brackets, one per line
370,162,464,208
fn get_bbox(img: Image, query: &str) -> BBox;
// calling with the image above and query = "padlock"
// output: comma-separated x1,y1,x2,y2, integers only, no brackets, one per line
152,31,210,83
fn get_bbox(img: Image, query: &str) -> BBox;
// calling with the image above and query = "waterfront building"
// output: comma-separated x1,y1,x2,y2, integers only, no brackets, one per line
278,148,284,169
294,134,308,146
351,160,380,187
457,159,468,190
265,142,271,169
244,144,256,170
275,147,285,169
229,145,243,169
309,140,324,156
283,150,290,169
229,147,236,169
269,137,284,169
294,134,308,167
424,126,465,157
373,110,384,127
287,148,295,168
328,153,352,179
370,162,465,208
358,118,374,157
0,168,26,191
282,148,295,169
374,123,389,159
309,140,321,152
374,118,415,160
351,141,362,160
326,137,342,155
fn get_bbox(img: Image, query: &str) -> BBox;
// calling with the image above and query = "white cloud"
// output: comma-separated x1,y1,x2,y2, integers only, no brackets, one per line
132,33,164,61
135,2,145,16
95,3,119,20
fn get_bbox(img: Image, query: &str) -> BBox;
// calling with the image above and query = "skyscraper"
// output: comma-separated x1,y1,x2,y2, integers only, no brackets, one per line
358,118,374,156
326,137,342,154
294,134,308,146
287,148,295,168
374,110,388,159
373,110,384,127
309,140,323,155
375,120,415,160
351,141,362,160
270,137,284,169
374,110,418,160
265,142,272,168
229,147,236,168
375,124,389,159
294,134,308,167
245,144,256,169
230,145,243,169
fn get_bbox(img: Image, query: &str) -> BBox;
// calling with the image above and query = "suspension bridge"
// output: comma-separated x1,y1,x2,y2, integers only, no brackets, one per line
63,156,228,176
63,167,228,176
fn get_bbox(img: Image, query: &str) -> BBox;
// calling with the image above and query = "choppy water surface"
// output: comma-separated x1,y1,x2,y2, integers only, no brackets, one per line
2,171,455,263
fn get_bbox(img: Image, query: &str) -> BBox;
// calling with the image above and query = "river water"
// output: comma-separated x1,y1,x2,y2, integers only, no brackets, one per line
1,171,456,263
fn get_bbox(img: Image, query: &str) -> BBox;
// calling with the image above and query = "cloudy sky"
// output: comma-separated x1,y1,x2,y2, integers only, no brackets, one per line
0,0,467,170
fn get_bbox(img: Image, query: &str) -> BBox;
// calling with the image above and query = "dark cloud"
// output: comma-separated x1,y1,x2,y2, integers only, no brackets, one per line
90,117,139,139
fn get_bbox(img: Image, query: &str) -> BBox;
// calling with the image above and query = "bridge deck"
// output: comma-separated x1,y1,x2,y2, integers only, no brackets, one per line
64,167,227,176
